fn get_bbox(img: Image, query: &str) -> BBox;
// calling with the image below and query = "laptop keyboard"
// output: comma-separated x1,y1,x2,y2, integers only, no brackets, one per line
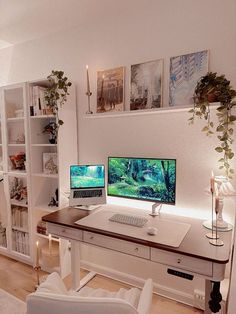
73,189,102,198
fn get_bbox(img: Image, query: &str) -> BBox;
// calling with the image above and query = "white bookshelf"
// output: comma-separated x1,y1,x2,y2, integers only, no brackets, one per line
0,80,78,277
0,83,31,261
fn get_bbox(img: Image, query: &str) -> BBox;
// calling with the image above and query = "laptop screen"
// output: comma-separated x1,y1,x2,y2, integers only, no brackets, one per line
70,165,105,189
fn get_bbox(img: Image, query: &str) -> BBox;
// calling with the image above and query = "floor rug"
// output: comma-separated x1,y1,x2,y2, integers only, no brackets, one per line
0,289,26,314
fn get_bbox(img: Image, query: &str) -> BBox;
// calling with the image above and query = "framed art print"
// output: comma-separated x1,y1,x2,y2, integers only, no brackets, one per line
43,153,58,174
130,59,163,111
169,50,208,107
97,67,124,113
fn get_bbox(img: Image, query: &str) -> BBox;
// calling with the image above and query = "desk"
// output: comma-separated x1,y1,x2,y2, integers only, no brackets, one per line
43,205,232,314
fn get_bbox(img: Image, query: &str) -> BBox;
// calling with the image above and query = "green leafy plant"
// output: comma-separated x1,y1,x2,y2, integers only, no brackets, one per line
189,72,236,178
44,70,72,127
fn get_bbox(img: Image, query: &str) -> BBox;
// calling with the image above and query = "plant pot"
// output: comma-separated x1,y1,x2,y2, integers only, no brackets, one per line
49,138,57,144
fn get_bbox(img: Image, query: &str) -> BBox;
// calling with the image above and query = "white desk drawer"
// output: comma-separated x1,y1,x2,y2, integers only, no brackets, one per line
83,231,150,259
47,223,83,241
151,248,213,276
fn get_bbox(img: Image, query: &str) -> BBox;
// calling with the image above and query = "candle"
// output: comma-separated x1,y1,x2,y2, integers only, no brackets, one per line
86,65,90,94
36,241,39,267
49,234,52,255
215,188,220,214
210,171,215,193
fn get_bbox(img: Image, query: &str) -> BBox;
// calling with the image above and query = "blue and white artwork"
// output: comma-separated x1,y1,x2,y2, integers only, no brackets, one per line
169,50,208,107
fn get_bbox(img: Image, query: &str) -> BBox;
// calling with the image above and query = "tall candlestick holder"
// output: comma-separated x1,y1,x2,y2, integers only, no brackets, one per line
205,190,219,240
34,265,41,289
209,190,224,246
86,91,93,114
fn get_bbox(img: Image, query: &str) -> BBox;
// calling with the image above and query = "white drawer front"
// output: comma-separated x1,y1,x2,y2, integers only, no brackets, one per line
47,223,83,241
151,248,213,276
83,231,150,259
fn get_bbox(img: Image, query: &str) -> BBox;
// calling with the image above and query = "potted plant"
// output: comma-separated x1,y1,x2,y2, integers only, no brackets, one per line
42,121,58,144
43,70,72,143
189,72,236,178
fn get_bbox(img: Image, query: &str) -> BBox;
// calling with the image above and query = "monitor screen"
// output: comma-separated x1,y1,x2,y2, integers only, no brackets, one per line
70,165,105,189
108,157,176,204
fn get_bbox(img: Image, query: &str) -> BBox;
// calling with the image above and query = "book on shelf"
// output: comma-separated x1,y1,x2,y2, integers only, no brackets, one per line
12,229,29,255
30,86,53,117
11,206,28,229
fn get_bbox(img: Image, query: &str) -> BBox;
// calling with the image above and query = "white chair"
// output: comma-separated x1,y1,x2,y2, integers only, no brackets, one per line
26,272,153,314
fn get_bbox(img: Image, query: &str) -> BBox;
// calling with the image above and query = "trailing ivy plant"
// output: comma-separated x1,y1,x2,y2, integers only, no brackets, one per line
189,72,236,179
44,70,72,128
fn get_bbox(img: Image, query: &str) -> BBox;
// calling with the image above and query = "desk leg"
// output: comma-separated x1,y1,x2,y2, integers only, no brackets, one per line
205,280,222,314
70,240,80,291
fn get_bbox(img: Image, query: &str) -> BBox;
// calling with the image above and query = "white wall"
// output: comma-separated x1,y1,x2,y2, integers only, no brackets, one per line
0,0,236,305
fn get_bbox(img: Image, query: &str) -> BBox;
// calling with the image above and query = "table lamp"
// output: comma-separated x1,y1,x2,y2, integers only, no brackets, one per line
213,176,236,229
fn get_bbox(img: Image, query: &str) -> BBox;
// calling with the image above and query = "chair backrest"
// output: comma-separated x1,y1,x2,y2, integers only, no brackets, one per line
26,272,153,314
26,292,139,314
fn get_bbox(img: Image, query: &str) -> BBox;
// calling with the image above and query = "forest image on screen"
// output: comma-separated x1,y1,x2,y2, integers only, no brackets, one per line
108,158,176,203
70,165,105,189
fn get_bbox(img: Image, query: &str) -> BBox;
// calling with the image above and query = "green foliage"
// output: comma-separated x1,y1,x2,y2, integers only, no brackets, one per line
44,70,72,133
189,72,236,178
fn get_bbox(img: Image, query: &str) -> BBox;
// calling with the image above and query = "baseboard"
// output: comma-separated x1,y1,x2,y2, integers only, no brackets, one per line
80,259,194,307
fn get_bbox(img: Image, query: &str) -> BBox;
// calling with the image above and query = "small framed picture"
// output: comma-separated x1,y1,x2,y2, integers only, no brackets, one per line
130,59,163,111
43,153,58,174
169,50,209,107
97,66,124,113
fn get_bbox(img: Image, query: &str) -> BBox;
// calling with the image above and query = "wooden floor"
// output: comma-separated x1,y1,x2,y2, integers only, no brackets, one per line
0,254,202,314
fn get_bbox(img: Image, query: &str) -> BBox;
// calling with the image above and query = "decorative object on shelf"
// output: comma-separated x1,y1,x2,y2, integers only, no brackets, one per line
169,50,208,107
48,188,59,207
209,188,224,247
43,153,58,174
86,65,93,114
10,177,27,203
97,66,124,113
14,109,24,118
16,133,25,144
131,59,162,110
44,70,72,136
36,221,47,235
42,121,58,144
189,72,236,178
9,152,26,171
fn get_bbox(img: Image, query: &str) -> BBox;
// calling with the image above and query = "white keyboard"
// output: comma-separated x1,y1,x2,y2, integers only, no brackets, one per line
109,213,148,228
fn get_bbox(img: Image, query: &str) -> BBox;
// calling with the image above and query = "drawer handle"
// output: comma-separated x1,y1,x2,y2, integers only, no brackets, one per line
135,247,139,251
90,236,94,240
62,229,66,233
177,258,181,264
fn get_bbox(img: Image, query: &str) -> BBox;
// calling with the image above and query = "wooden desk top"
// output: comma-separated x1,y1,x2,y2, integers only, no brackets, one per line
42,205,233,264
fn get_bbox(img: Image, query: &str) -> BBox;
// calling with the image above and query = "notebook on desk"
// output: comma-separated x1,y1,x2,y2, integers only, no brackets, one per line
75,209,191,248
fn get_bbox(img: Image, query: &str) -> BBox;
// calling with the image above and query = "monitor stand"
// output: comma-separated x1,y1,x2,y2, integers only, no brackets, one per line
74,205,101,211
149,202,162,217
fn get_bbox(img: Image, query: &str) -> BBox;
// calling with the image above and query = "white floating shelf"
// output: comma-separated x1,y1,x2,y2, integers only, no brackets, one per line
8,143,26,147
30,115,55,119
8,170,27,177
7,117,24,122
32,173,58,178
12,226,29,233
10,200,28,207
31,143,57,147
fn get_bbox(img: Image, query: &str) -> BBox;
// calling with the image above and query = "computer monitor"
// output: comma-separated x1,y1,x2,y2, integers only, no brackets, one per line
108,157,176,204
69,164,106,208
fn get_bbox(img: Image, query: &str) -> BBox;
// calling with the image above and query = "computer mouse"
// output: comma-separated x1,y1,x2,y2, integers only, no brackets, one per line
147,227,158,235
